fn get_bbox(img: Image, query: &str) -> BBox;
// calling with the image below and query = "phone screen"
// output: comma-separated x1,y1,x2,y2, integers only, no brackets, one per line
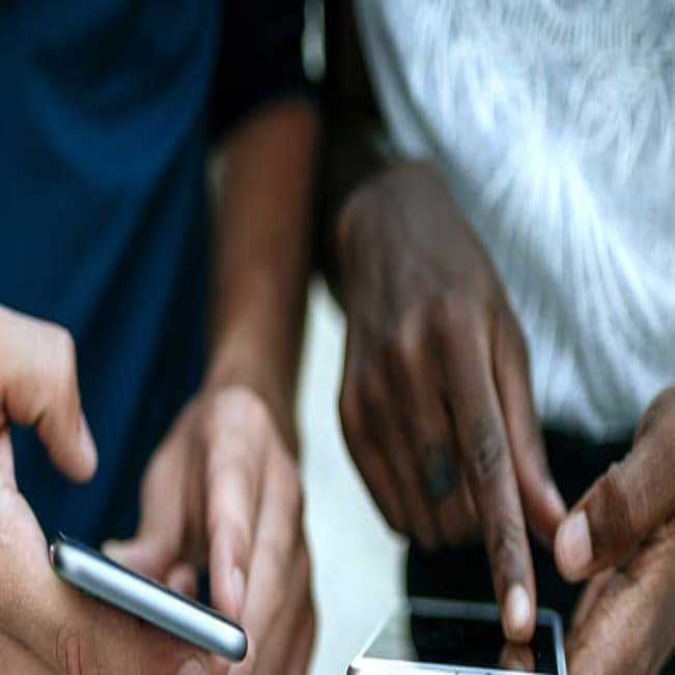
363,607,560,673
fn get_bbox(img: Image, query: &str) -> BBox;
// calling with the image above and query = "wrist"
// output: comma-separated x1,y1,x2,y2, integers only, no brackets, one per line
336,159,441,263
203,339,299,455
335,174,380,267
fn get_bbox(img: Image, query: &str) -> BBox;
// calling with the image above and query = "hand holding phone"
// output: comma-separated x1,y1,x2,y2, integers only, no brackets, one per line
0,308,226,673
50,535,247,661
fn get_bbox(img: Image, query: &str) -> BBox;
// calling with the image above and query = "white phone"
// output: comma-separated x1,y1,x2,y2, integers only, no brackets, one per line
348,598,567,675
50,534,247,662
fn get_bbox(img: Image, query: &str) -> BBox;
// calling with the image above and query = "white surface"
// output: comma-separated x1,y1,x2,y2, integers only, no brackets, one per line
299,283,405,675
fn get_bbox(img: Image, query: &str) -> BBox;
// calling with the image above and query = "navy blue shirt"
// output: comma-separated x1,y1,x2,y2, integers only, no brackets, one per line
0,0,306,545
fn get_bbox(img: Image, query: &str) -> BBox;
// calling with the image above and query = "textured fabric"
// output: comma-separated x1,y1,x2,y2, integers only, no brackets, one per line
0,0,306,545
354,0,675,439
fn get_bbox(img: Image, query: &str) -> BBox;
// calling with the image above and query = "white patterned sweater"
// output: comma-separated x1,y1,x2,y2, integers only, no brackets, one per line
354,0,675,440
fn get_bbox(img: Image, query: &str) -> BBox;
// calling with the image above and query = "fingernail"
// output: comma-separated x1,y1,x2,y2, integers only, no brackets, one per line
230,567,245,618
557,511,592,580
177,659,206,675
79,415,98,473
505,583,531,638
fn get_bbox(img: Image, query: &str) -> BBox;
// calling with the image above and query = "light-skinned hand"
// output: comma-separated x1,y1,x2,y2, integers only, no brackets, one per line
105,386,315,675
0,306,216,674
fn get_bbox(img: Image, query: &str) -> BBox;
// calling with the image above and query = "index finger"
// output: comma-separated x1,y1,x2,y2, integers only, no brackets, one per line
0,308,97,482
206,422,264,622
438,312,536,642
232,451,304,672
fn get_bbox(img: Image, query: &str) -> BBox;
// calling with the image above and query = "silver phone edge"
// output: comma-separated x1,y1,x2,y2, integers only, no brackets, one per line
50,537,247,662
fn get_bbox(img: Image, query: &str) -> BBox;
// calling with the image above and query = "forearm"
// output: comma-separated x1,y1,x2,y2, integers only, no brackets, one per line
205,100,319,444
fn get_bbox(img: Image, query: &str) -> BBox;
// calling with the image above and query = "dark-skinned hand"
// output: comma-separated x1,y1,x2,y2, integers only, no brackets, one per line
556,388,675,674
336,160,567,642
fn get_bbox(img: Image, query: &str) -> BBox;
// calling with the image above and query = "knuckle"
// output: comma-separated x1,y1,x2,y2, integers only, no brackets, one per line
390,312,425,368
433,291,476,339
468,419,507,484
380,324,428,405
492,517,527,583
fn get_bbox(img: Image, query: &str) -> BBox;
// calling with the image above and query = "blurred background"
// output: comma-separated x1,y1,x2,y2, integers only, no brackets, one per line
298,283,405,675
296,6,407,673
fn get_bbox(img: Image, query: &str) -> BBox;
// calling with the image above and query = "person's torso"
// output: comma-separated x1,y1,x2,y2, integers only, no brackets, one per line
355,0,675,438
0,0,219,542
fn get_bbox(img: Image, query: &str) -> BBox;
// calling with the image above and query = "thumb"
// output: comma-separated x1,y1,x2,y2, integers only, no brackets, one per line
104,442,186,581
555,422,675,582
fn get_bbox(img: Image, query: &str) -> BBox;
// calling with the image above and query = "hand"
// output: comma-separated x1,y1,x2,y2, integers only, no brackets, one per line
555,388,675,674
105,385,315,675
336,161,566,641
499,642,535,671
0,306,216,674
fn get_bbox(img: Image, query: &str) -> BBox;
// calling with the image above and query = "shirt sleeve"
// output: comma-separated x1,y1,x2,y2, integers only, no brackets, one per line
210,0,311,139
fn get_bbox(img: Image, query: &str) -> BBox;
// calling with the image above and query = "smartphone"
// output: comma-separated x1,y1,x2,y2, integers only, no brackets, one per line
50,534,247,662
348,598,566,674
